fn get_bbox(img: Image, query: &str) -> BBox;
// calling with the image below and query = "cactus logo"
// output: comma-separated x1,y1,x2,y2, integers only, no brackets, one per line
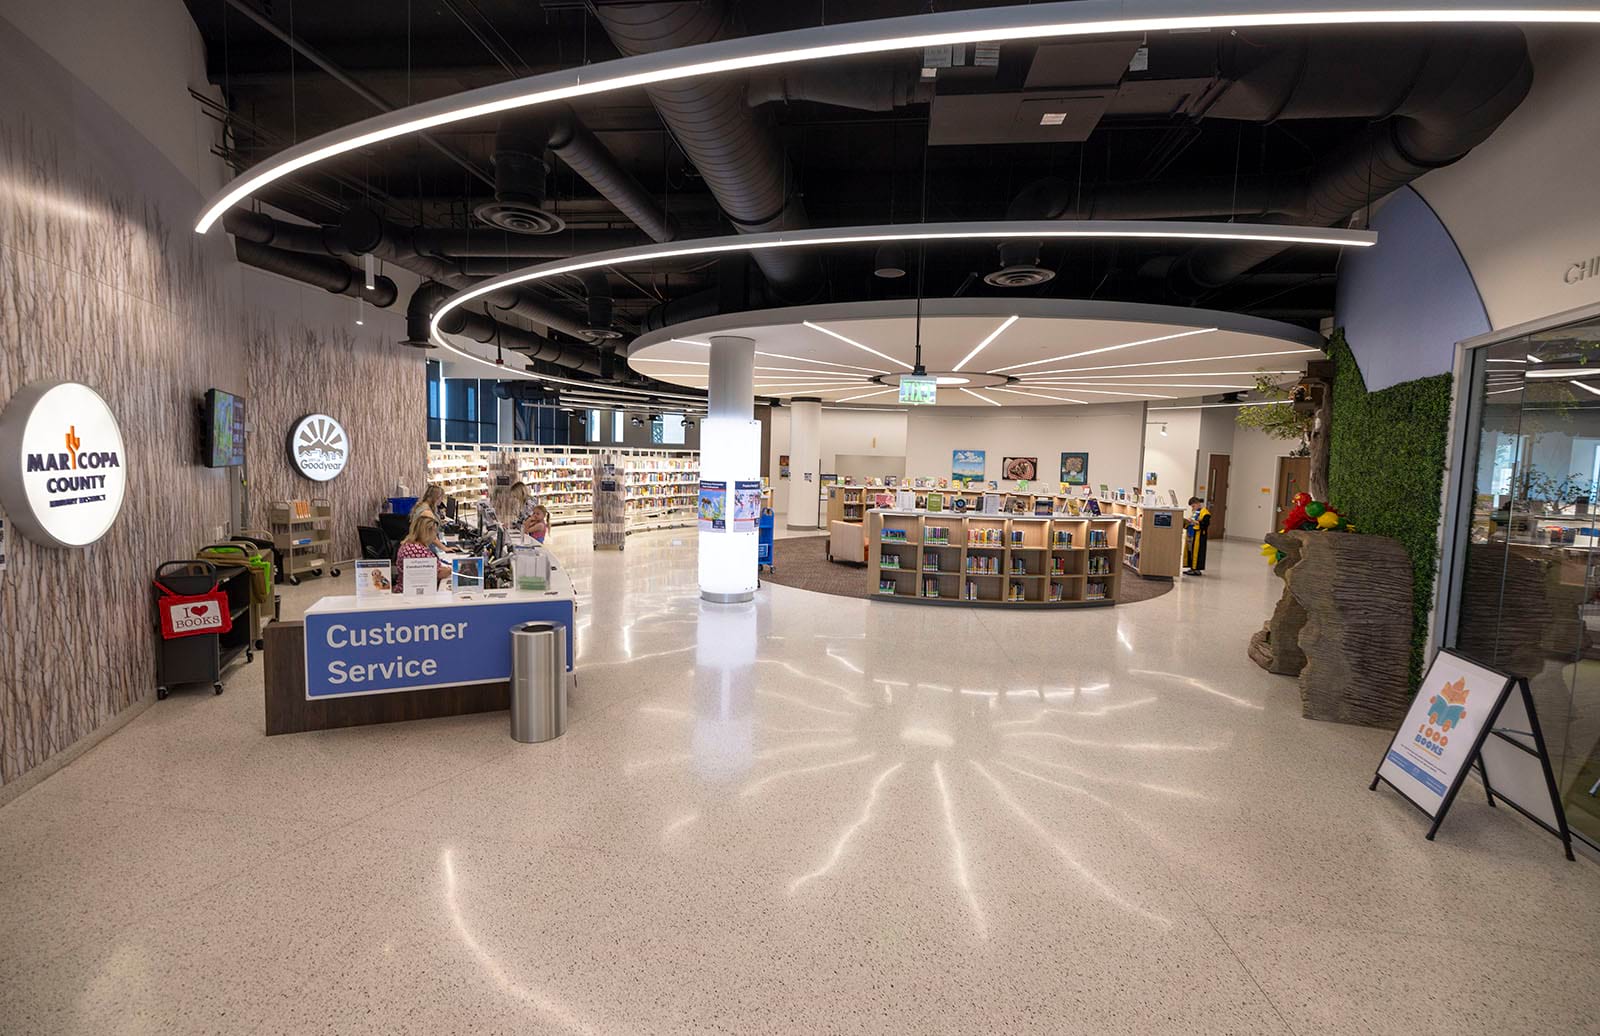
289,413,349,482
0,381,127,548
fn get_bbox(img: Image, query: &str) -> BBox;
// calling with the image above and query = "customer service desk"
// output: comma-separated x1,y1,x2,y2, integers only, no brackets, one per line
263,571,576,736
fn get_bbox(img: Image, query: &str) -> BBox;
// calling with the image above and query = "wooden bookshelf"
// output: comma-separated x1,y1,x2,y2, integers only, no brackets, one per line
866,510,1121,608
826,484,867,525
1104,500,1186,579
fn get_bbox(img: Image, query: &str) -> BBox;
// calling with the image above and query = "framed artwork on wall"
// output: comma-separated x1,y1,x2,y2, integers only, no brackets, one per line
1060,452,1089,486
1002,456,1038,481
952,449,985,482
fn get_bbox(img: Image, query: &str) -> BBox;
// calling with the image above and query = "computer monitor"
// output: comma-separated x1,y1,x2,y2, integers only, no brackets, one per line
446,496,458,521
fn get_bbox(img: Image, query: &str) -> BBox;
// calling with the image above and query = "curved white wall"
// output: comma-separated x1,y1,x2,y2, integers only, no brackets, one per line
1414,29,1600,333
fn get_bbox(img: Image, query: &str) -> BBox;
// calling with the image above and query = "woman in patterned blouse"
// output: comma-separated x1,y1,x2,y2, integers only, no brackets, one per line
393,511,449,593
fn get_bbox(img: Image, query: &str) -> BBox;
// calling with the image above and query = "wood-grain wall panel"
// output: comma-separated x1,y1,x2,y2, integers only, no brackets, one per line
0,21,427,785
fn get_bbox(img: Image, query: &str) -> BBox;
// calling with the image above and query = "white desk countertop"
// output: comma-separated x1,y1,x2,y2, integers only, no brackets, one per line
308,555,576,615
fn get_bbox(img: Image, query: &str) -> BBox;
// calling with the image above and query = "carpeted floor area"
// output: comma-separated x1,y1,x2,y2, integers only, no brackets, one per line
763,535,1176,604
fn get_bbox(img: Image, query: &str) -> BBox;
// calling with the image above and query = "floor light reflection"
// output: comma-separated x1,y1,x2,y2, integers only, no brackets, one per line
1126,668,1266,710
1001,749,1207,800
967,763,1170,929
932,760,988,940
739,752,877,798
789,762,905,894
1002,731,1222,752
441,850,609,1035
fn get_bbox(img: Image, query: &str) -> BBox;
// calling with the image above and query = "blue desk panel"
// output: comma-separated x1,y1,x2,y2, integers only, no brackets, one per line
305,598,574,700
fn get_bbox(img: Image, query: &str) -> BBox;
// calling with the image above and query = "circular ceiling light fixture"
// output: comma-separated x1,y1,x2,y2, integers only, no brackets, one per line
425,221,1375,379
194,2,1600,234
875,371,1011,390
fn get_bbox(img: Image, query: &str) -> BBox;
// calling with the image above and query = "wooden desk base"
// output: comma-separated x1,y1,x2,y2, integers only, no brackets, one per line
264,621,510,735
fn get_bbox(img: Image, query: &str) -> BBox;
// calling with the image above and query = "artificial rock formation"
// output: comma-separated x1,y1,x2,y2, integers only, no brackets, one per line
1248,535,1308,676
1252,530,1414,727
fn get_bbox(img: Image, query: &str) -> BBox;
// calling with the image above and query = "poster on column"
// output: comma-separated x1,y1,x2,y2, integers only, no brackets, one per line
698,481,727,531
732,481,762,531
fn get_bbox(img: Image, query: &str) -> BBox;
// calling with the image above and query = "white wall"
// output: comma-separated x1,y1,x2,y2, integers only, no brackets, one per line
820,408,909,474
767,402,1147,517
1141,409,1202,499
905,402,1145,490
0,0,224,193
1228,423,1293,543
1414,30,1600,330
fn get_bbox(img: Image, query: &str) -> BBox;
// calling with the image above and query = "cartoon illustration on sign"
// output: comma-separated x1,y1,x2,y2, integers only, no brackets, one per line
1426,678,1468,731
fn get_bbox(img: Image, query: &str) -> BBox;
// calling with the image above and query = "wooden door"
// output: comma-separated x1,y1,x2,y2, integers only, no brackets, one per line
1275,456,1312,531
1202,453,1230,539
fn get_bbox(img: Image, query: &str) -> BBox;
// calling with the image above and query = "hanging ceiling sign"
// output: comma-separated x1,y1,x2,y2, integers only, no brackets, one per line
288,414,349,482
0,381,128,548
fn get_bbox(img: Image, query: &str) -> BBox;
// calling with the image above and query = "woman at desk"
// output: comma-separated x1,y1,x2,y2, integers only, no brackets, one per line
412,484,445,520
393,511,450,593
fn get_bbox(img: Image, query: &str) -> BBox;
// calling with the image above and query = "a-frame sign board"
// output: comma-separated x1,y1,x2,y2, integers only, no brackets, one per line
1371,648,1574,861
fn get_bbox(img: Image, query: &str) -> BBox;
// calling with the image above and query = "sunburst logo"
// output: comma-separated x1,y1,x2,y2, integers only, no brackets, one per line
289,414,349,482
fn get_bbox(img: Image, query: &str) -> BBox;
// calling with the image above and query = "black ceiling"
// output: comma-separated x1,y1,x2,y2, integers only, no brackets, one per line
183,1,1532,366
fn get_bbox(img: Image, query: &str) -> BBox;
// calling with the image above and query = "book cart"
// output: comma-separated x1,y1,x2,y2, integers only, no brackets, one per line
269,499,341,585
867,510,1122,607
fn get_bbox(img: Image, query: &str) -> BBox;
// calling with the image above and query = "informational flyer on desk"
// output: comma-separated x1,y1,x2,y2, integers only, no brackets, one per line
698,480,726,531
731,481,761,532
1377,651,1511,816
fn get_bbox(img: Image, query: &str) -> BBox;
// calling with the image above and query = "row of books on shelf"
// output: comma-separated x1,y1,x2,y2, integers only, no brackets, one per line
877,578,1113,601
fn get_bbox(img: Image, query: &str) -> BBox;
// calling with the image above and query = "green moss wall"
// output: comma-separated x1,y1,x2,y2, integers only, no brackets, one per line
1325,329,1453,691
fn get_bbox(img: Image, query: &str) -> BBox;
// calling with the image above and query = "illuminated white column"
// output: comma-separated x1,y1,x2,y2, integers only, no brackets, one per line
787,398,822,530
699,335,760,603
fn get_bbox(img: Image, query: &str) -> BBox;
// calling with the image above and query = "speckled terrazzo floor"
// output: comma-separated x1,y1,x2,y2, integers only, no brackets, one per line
1,530,1597,1035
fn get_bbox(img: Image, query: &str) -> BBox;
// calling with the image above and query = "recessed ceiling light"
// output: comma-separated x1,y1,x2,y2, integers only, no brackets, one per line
959,388,1002,407
990,328,1217,373
803,320,915,369
835,388,899,402
1033,349,1323,374
988,387,1089,404
952,315,1019,372
197,3,1600,234
934,376,971,386
1039,112,1068,126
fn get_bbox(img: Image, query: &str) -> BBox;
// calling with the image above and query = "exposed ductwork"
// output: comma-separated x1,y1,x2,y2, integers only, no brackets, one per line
234,238,397,307
410,227,648,259
477,125,562,235
579,270,622,341
1169,27,1533,297
404,281,601,375
339,207,597,342
225,209,352,256
591,0,822,303
477,107,677,241
543,108,677,243
993,28,1532,301
746,59,931,112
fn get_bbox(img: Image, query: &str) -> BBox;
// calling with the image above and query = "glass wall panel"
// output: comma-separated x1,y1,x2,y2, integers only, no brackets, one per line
1451,316,1600,847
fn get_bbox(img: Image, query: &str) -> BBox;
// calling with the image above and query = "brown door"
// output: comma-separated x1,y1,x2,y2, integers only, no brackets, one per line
1203,453,1230,539
1275,456,1312,531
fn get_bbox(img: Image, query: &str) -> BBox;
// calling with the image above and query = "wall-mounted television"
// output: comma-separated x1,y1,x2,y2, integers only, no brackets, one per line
203,388,246,467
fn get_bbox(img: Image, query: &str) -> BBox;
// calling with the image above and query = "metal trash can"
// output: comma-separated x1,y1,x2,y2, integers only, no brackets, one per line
509,621,568,743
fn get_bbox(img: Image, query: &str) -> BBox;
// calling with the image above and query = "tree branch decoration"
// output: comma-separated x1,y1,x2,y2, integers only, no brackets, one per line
1235,371,1313,456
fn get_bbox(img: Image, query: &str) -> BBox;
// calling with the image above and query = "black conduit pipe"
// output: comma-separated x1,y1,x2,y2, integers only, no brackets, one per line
234,239,397,307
